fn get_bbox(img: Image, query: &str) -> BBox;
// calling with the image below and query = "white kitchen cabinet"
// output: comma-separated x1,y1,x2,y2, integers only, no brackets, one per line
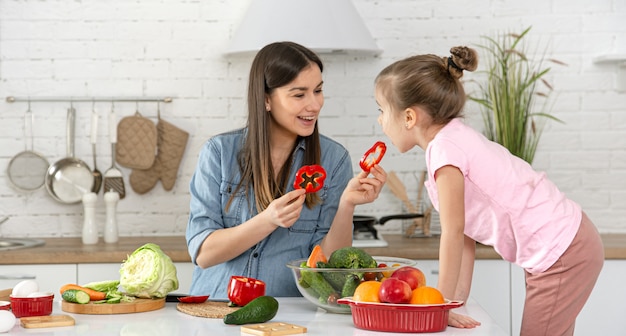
0,264,76,295
573,260,625,335
510,265,525,336
77,262,193,294
413,259,511,333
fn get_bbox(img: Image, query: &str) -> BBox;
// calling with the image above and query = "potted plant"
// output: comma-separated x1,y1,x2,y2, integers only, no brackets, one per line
468,26,566,164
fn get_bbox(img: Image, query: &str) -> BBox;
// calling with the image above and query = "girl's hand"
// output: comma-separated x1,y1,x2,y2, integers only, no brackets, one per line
264,188,306,228
341,164,386,206
448,311,481,329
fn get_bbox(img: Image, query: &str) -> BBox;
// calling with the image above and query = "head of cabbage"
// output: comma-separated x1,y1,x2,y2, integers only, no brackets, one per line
119,243,179,298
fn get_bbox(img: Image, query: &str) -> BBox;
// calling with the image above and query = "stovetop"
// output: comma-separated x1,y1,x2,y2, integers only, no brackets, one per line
352,232,389,247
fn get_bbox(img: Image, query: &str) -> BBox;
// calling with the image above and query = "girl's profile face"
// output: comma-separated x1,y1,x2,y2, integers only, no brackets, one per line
266,63,324,140
375,86,408,152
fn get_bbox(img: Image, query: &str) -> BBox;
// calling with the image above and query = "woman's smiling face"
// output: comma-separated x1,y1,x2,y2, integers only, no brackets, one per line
266,63,324,140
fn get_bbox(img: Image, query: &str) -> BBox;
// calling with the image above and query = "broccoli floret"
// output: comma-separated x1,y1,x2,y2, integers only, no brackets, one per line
327,247,377,269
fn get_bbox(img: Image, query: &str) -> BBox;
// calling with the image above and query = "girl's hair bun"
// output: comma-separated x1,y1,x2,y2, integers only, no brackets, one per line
447,46,478,78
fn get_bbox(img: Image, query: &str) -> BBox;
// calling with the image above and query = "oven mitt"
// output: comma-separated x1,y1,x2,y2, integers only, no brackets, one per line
116,112,157,169
129,118,189,194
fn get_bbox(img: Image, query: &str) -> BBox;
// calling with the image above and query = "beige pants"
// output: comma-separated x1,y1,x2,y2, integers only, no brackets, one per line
520,212,604,336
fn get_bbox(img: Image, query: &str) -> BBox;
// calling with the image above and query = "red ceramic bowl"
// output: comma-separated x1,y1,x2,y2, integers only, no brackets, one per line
337,297,464,333
9,294,54,318
0,301,10,311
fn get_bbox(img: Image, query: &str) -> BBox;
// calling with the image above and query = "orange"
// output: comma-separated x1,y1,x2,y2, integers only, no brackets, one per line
353,281,382,303
410,286,445,304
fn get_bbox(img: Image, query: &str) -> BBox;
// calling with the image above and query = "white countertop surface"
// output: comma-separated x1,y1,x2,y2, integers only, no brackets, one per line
5,297,508,335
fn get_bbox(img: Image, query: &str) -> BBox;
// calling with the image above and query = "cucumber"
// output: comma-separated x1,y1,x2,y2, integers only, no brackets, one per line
62,289,90,304
341,274,360,297
223,296,279,325
301,268,338,304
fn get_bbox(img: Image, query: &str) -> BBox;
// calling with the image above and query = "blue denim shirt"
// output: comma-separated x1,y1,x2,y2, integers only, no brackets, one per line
186,128,352,298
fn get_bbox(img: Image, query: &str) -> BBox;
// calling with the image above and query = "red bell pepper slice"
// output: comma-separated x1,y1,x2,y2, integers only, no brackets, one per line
359,141,387,172
227,275,266,307
177,295,209,303
293,165,327,193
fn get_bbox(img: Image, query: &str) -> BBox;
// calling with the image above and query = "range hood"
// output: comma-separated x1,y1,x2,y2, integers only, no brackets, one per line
226,0,381,56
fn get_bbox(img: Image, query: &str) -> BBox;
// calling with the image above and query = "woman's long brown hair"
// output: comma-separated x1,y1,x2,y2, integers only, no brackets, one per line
226,42,323,213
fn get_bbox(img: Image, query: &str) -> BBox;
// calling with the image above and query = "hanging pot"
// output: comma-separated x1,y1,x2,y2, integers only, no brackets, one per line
45,107,94,204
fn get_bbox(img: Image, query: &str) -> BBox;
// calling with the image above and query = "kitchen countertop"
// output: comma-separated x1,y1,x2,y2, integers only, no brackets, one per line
2,233,626,265
3,297,509,335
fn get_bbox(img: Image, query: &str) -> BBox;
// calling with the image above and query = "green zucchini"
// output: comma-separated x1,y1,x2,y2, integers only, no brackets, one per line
62,289,91,304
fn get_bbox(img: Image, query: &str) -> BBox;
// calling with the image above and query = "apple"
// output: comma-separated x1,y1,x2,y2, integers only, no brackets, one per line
378,278,412,304
390,266,426,290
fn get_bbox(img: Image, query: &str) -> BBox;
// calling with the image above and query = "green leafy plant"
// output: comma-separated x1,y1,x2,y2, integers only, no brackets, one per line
468,26,566,164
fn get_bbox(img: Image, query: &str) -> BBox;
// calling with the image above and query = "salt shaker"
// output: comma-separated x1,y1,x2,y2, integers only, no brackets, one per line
82,192,98,245
104,191,120,243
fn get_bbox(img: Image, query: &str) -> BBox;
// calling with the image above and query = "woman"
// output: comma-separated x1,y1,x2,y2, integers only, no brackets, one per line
373,46,603,335
187,41,386,298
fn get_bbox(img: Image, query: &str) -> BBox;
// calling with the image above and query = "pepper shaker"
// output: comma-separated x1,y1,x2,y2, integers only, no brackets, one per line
82,192,98,245
104,191,120,243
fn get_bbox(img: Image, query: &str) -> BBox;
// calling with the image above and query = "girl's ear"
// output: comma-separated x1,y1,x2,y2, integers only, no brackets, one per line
404,107,418,129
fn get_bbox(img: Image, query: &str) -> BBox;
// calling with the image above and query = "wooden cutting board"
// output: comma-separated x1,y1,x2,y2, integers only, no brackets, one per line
20,315,75,328
176,301,240,318
0,288,11,301
61,298,165,314
241,322,307,336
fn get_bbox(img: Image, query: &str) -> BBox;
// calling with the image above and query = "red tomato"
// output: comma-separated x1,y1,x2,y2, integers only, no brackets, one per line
378,278,412,304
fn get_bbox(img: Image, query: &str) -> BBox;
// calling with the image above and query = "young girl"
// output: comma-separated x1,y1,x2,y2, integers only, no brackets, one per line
186,42,386,299
374,46,604,335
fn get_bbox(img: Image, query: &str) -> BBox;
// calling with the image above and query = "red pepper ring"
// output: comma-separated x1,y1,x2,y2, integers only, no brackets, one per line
359,141,387,172
293,165,327,193
227,275,266,307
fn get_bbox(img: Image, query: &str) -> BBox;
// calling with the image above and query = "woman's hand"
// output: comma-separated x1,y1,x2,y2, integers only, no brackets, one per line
341,164,386,206
263,188,307,228
448,311,481,329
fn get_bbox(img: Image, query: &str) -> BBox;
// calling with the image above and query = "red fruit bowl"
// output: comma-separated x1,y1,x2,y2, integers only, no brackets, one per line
337,297,464,333
9,293,54,318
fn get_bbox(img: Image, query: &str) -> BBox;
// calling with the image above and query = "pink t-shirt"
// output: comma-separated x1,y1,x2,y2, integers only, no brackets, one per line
425,118,581,274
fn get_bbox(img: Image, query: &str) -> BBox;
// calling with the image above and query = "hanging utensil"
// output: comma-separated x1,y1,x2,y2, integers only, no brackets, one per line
90,108,103,193
45,105,94,204
405,170,427,236
7,102,50,192
103,105,126,199
386,171,419,213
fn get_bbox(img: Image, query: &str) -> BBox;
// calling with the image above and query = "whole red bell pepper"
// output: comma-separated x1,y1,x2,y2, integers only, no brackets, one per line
227,275,266,307
359,141,387,172
293,165,327,193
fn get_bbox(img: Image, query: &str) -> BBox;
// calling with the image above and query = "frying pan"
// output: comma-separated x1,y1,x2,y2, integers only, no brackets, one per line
45,106,94,204
353,213,423,240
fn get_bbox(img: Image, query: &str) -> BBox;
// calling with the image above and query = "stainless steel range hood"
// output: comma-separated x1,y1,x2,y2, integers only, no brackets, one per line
226,0,381,56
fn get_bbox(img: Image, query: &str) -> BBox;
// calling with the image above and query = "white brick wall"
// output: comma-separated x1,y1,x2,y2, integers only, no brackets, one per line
0,0,624,238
